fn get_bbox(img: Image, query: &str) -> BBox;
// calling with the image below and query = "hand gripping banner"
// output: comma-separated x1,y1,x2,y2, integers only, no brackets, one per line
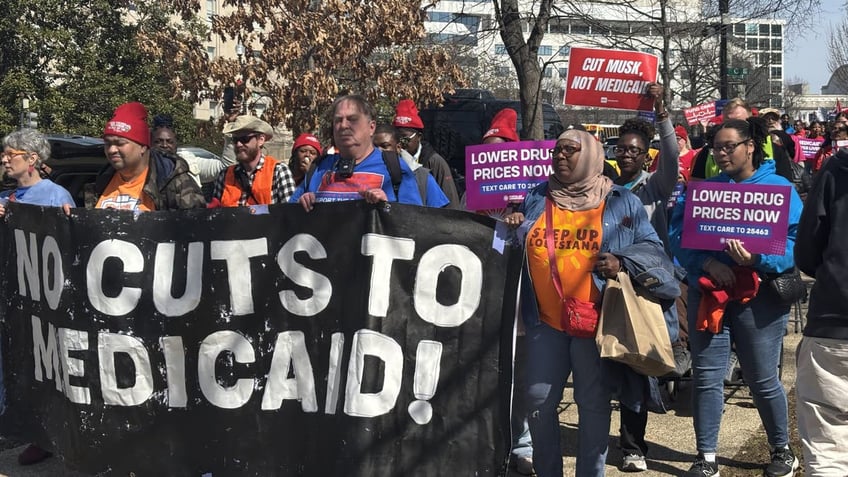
0,201,521,476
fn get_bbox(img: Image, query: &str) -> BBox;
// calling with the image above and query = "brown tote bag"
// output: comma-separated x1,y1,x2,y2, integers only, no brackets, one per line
596,271,675,376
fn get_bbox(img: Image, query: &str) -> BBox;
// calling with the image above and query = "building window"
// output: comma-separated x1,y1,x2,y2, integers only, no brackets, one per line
759,38,770,50
538,45,552,56
771,24,782,36
549,18,568,34
428,33,477,46
571,24,590,35
558,45,570,56
747,38,757,50
427,11,453,22
632,22,653,36
734,24,745,35
543,67,553,78
496,66,511,77
454,14,480,34
495,44,507,55
206,46,216,59
745,23,758,35
558,67,568,77
771,81,782,94
759,24,770,35
206,0,216,23
771,53,782,64
771,66,782,79
771,38,782,50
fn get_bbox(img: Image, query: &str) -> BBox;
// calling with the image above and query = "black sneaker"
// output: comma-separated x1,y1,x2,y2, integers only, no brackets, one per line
765,447,798,477
684,456,719,477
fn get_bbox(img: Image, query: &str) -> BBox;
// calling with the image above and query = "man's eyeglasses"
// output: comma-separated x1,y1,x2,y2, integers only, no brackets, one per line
613,145,646,156
398,132,419,147
712,140,748,155
549,144,581,157
232,133,260,145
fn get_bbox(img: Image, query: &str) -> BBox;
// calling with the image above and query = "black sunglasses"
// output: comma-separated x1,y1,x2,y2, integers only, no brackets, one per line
233,133,260,144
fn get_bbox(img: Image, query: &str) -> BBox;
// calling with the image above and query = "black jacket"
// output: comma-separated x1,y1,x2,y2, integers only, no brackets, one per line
94,149,205,210
419,142,460,209
795,148,848,339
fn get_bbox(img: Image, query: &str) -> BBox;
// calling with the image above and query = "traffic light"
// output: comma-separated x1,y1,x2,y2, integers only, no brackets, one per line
25,112,38,129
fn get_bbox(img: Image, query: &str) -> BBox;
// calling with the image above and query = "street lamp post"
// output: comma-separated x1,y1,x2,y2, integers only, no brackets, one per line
719,0,729,99
236,38,246,114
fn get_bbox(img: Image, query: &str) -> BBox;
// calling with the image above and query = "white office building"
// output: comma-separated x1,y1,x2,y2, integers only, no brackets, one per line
423,0,785,109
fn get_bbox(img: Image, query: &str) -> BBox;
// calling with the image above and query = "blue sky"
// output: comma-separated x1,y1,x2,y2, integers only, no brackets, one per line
784,0,844,92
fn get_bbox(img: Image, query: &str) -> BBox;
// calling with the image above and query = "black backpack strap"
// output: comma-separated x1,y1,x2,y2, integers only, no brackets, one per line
414,167,429,205
380,150,403,201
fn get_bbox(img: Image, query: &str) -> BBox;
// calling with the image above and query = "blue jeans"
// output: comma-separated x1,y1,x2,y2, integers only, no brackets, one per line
0,335,5,415
526,322,611,477
511,336,533,460
688,285,790,453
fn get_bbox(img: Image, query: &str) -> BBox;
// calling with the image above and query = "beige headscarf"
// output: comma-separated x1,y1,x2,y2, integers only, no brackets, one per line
548,129,613,211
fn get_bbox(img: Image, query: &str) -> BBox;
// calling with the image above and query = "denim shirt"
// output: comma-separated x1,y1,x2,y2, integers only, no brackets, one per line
515,182,671,329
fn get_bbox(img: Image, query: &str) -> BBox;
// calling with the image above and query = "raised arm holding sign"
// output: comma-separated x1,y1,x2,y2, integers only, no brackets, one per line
563,48,659,111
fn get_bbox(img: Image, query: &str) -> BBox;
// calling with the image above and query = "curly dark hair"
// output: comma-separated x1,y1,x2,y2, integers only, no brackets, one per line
618,118,655,149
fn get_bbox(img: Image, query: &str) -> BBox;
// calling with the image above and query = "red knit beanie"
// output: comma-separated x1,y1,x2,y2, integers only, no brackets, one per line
674,125,689,142
292,133,323,155
484,108,519,142
392,99,424,130
104,102,150,147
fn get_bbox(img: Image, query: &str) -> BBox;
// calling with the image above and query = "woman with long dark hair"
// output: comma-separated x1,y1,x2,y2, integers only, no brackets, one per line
670,117,802,477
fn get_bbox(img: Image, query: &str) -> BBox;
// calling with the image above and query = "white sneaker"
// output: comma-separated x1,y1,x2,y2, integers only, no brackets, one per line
621,454,648,472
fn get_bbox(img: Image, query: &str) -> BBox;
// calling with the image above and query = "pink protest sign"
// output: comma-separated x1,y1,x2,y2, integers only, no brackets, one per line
681,182,792,255
464,140,556,211
563,47,658,111
797,137,824,160
683,102,717,126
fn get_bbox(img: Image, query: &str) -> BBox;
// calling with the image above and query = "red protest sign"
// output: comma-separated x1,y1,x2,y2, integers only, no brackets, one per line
683,102,717,126
563,47,658,111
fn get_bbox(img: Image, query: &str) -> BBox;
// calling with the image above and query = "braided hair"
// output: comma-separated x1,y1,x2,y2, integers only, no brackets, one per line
713,117,768,168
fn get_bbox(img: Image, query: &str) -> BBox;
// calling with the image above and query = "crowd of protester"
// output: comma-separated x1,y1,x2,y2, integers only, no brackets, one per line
0,91,845,477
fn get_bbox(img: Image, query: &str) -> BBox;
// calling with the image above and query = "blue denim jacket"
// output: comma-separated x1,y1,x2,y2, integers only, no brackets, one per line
515,183,678,412
515,183,676,331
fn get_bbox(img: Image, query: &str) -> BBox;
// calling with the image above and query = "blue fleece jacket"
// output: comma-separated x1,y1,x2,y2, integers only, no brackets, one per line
669,160,803,282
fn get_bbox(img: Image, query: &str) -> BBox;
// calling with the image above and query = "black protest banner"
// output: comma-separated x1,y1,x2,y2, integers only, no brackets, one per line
0,201,521,476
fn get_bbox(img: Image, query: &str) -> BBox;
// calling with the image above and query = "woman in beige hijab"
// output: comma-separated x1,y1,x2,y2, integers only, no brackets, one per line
505,129,673,477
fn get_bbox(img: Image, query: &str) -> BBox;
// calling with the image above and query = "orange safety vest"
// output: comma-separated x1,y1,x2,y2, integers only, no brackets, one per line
220,156,278,206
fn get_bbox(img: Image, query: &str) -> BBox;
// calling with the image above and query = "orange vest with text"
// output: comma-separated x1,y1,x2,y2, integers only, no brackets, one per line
220,156,278,206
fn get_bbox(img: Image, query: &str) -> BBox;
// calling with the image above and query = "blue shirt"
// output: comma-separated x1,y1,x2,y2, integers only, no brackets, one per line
0,179,74,207
289,148,424,206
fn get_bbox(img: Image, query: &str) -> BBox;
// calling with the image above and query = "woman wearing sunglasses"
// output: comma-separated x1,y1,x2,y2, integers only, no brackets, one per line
0,128,74,466
0,129,74,217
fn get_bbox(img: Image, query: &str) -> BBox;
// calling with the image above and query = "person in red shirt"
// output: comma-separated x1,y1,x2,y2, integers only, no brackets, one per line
675,126,697,182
